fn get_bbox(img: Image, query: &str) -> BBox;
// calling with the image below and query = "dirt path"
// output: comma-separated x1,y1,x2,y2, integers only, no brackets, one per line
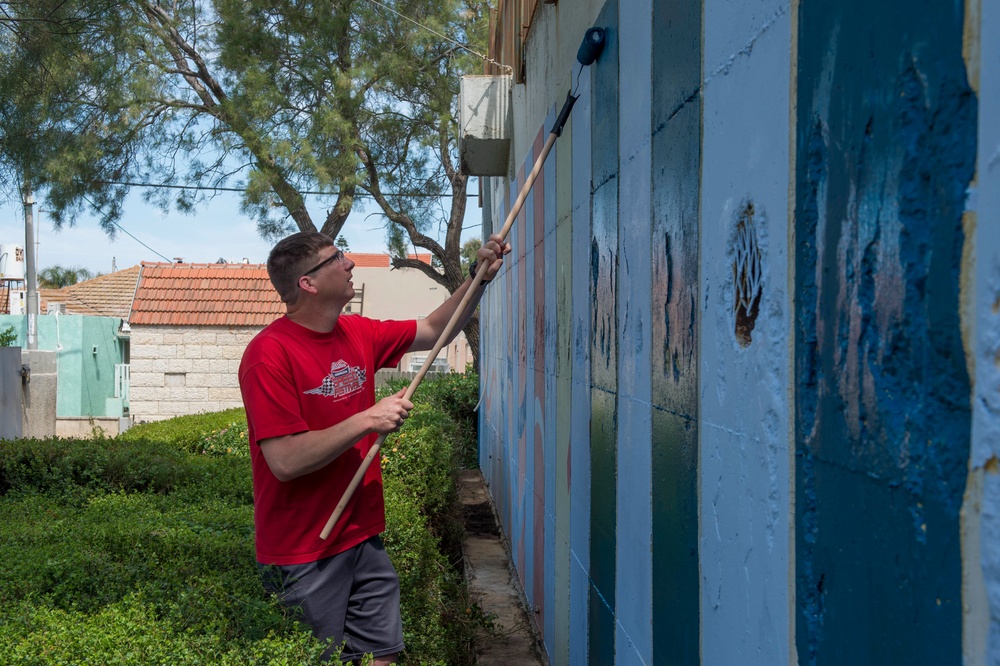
458,469,547,666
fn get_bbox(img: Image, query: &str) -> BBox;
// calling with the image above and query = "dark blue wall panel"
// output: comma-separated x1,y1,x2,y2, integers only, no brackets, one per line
589,1,619,663
650,0,702,662
794,0,976,663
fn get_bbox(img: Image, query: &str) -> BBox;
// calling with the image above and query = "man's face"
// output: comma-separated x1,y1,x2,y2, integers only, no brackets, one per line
300,246,356,306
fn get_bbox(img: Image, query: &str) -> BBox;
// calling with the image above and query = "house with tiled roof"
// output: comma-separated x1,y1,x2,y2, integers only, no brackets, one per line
39,265,140,318
344,253,472,373
0,265,143,438
127,262,282,422
127,254,470,423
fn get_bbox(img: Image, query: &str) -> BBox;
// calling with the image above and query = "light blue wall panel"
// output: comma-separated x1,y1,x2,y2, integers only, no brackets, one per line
699,0,792,663
616,0,653,662
973,0,1000,657
569,73,595,666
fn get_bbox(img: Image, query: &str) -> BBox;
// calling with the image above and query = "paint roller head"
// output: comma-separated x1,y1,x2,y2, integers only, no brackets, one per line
576,27,606,66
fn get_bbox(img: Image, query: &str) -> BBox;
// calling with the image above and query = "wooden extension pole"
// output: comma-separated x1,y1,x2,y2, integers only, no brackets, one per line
320,92,579,540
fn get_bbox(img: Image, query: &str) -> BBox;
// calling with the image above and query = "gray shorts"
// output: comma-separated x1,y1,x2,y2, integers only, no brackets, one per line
259,535,404,662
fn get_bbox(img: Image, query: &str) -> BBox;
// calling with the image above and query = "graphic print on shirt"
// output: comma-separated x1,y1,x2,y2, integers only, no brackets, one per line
304,360,367,400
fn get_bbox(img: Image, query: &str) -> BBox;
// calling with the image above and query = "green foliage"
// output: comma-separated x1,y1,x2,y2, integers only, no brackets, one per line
0,325,17,347
0,458,319,662
381,406,459,518
378,372,490,664
380,371,481,467
0,596,331,665
461,237,482,273
119,408,247,452
37,264,95,288
0,0,486,245
0,373,488,664
195,421,251,457
0,436,194,497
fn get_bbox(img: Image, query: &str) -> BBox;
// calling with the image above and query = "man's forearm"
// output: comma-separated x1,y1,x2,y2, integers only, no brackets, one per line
258,411,375,482
417,277,487,348
448,278,487,338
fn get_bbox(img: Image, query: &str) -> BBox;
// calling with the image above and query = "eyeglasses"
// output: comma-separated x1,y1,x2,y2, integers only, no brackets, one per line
301,249,344,277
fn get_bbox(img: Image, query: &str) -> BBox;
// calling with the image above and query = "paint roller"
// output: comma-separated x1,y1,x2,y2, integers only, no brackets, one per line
319,26,608,540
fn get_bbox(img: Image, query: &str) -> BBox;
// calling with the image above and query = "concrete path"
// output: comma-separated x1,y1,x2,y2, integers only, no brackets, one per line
458,469,547,666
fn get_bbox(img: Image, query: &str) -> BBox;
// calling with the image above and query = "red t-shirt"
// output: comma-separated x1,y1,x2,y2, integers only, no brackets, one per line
238,314,416,565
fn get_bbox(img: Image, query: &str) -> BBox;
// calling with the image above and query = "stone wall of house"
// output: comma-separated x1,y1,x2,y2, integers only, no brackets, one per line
129,325,259,422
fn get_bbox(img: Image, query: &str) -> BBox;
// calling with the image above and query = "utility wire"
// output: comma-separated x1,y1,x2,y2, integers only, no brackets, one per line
107,219,173,263
362,0,512,74
91,179,476,198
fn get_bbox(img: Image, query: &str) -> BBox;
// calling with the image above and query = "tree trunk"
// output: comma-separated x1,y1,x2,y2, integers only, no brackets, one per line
462,311,480,373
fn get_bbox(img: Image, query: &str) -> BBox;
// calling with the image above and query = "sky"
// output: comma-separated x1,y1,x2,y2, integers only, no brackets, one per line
0,186,484,277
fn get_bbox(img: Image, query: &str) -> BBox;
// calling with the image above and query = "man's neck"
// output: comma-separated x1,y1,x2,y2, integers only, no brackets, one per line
286,303,342,333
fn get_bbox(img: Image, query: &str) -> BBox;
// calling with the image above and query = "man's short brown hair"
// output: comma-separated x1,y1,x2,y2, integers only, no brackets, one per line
267,232,335,304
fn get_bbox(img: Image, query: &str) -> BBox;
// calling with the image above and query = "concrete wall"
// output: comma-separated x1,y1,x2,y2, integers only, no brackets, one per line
19,349,57,438
129,325,257,422
349,264,471,372
55,416,124,438
478,0,995,663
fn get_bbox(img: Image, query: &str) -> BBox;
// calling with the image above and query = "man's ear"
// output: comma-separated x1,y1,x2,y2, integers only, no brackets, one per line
298,275,318,295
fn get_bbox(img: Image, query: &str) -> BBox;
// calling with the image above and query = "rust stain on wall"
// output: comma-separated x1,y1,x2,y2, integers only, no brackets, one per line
733,201,763,348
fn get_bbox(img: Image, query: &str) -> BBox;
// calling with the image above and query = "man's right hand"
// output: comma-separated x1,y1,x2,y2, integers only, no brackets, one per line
369,388,414,434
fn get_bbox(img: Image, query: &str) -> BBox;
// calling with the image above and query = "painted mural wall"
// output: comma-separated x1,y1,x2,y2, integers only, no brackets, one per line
478,0,998,664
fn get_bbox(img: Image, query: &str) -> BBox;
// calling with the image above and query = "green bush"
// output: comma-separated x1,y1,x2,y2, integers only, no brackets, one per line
0,595,331,665
0,436,194,498
0,373,487,665
119,408,247,453
378,371,481,467
0,473,324,662
0,325,17,347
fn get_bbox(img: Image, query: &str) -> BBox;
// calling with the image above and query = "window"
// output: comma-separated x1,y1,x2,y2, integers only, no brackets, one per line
409,355,450,374
164,372,186,387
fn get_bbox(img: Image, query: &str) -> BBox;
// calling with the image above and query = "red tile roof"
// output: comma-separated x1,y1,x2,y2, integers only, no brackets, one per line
129,253,428,327
130,262,284,327
39,266,140,319
347,253,433,268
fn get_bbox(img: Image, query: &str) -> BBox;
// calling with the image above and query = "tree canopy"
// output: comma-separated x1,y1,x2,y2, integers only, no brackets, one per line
0,0,492,360
37,264,94,288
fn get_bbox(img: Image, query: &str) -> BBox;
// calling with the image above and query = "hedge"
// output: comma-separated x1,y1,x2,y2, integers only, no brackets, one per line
0,372,487,665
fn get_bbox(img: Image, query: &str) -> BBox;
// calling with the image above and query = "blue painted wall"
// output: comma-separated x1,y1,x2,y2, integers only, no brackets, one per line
794,0,975,662
479,0,994,663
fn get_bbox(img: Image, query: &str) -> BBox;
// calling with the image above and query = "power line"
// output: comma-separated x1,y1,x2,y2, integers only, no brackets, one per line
362,0,512,75
91,179,476,198
107,219,173,263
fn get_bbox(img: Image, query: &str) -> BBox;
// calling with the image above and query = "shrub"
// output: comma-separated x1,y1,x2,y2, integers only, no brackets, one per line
0,595,331,665
0,474,325,662
378,371,481,467
194,421,251,457
0,373,486,665
0,436,194,498
0,325,17,347
119,408,247,453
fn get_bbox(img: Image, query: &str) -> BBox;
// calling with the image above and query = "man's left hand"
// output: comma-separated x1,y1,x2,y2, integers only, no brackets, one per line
476,234,511,282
